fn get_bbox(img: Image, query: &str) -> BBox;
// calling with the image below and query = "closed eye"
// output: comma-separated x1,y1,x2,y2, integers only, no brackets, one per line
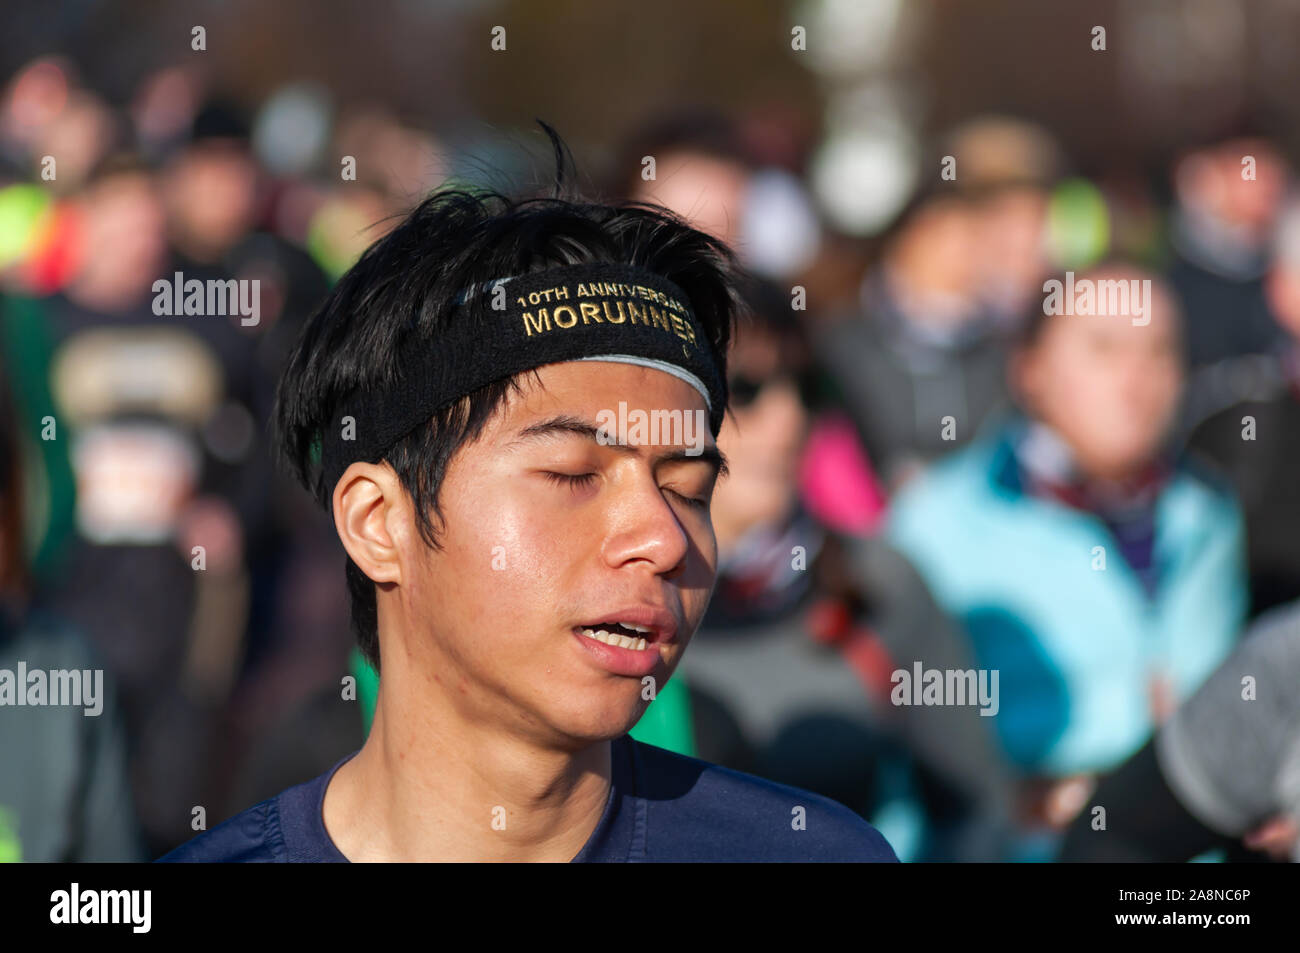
666,487,710,510
544,471,598,492
545,472,709,511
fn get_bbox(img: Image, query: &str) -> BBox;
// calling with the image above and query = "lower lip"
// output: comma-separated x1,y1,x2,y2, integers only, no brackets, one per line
571,627,664,677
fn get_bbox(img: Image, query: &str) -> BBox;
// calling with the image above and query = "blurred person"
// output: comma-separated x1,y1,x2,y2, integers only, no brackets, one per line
160,134,896,863
0,56,75,172
813,188,1009,492
1060,597,1300,863
160,94,326,400
0,354,143,861
675,274,1016,860
1166,133,1291,369
31,89,119,196
160,99,332,690
62,156,169,312
27,155,258,856
161,99,328,373
614,107,755,255
1183,196,1300,617
943,115,1063,332
887,262,1248,859
162,102,260,269
160,99,328,391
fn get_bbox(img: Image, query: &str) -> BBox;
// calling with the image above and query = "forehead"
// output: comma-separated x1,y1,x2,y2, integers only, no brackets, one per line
982,186,1047,217
1038,273,1179,341
495,360,713,441
1042,307,1177,352
91,173,154,203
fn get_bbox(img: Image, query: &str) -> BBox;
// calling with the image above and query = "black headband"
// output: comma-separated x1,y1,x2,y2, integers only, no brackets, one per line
319,262,726,492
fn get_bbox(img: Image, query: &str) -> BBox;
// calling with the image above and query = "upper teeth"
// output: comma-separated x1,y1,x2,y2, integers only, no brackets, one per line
580,628,650,651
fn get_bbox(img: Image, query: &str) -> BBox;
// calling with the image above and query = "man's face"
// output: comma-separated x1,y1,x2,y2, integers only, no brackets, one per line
391,361,722,749
78,172,168,293
1016,276,1183,481
165,141,258,256
1179,138,1288,235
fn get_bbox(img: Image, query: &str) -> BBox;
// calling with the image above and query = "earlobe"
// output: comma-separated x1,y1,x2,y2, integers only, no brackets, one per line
333,462,404,586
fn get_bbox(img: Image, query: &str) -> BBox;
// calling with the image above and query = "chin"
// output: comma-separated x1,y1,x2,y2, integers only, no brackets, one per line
546,694,647,747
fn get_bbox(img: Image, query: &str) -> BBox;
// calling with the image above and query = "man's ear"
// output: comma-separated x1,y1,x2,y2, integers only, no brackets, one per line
332,461,407,586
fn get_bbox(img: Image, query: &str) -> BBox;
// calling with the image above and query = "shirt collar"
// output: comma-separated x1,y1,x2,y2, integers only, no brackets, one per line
294,736,641,862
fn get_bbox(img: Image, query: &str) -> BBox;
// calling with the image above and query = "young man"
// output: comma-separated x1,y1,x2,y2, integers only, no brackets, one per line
159,172,897,862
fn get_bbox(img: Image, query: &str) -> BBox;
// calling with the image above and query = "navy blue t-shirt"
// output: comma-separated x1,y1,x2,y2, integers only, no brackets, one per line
159,734,897,862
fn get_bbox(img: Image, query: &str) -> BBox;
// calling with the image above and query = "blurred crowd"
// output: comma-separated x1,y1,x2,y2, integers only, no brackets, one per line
3,53,1300,863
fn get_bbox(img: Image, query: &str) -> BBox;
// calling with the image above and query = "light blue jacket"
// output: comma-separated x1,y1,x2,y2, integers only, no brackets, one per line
886,423,1247,777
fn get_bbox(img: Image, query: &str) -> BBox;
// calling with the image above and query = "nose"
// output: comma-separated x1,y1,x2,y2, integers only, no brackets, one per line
599,471,692,580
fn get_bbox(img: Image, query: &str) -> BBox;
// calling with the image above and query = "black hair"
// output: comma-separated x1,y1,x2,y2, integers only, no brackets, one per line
732,273,813,368
1015,259,1183,352
726,273,829,413
273,123,742,673
190,99,253,144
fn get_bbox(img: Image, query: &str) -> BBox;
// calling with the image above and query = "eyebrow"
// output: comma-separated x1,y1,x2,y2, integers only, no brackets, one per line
508,415,729,478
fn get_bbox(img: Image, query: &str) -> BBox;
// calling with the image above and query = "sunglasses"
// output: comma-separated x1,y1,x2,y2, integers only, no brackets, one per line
728,369,822,409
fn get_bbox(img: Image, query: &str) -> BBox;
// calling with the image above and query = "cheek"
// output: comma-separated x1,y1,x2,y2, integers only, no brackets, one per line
680,522,719,618
1036,359,1124,449
431,479,583,624
1133,371,1180,438
1039,356,1098,418
1152,360,1182,408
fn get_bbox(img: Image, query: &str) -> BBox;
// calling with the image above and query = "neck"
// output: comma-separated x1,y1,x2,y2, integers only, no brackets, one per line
1017,420,1158,495
322,636,612,862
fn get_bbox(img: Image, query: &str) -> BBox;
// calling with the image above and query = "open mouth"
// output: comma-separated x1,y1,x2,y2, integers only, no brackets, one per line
575,621,655,652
